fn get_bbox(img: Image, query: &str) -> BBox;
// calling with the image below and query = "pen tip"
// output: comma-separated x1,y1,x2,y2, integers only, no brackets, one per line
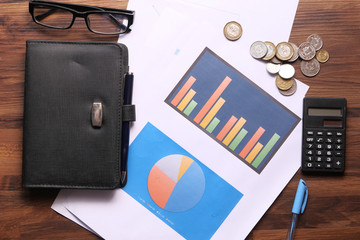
121,171,126,184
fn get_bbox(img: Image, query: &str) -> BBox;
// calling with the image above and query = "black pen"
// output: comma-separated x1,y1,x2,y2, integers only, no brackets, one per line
120,72,134,186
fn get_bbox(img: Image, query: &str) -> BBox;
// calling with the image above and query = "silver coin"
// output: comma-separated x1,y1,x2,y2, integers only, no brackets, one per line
307,34,323,51
250,41,268,59
298,42,316,60
262,41,276,61
279,64,295,79
266,62,281,74
300,58,321,77
288,42,299,62
279,79,297,96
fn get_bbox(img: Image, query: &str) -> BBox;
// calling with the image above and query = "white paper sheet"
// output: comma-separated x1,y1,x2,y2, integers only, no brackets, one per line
52,0,307,239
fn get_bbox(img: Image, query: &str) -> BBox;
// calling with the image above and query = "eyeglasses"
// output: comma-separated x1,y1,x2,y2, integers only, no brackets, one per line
29,0,135,35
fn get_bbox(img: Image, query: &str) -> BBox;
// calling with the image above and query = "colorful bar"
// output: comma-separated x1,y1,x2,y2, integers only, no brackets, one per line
177,89,196,111
171,76,196,106
229,129,248,151
239,127,265,158
223,117,247,146
194,76,232,123
216,116,238,141
252,133,281,168
200,98,225,128
183,100,197,116
206,117,220,133
245,142,263,163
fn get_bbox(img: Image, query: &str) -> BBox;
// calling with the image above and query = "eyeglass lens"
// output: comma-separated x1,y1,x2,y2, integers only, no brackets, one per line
33,5,130,34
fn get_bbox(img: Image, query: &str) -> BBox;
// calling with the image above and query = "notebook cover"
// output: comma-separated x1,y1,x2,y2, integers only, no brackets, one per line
22,40,128,189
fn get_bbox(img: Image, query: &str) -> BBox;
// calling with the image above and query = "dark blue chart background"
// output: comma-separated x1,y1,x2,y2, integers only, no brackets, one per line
165,48,300,173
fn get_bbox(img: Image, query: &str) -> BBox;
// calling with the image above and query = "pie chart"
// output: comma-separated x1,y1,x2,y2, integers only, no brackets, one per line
148,154,206,212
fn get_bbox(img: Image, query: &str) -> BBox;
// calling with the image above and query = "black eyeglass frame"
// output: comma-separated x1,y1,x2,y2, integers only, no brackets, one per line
29,0,135,35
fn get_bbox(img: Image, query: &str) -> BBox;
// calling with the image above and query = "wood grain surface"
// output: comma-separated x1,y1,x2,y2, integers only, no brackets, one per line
0,0,359,239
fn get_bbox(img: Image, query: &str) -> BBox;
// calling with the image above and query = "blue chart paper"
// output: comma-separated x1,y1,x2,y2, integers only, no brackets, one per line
123,122,243,240
165,48,300,173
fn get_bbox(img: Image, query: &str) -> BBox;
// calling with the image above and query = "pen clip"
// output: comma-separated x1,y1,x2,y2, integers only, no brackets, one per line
291,179,308,214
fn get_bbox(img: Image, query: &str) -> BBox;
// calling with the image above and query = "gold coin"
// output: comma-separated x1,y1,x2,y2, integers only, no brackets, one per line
276,75,294,91
316,49,329,63
223,21,242,41
276,42,294,61
262,41,276,61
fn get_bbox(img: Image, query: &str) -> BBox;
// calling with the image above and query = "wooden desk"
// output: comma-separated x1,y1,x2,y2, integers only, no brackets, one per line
0,0,359,239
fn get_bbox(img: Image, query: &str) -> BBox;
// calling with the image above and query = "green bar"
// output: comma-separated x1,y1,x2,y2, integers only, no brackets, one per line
229,129,248,151
252,133,281,168
206,117,220,133
183,100,197,116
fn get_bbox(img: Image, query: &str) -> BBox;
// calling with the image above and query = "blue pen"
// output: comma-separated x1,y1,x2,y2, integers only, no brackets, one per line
286,179,308,240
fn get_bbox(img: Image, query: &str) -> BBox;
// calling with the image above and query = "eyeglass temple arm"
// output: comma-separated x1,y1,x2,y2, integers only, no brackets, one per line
34,8,58,22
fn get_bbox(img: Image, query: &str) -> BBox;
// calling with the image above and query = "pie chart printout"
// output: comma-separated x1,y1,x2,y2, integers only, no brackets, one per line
148,154,206,212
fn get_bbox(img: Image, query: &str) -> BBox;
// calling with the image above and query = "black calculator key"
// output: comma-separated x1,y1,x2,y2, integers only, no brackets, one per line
326,132,333,136
335,138,342,144
325,138,333,143
315,163,323,168
307,131,314,135
334,160,342,169
306,137,314,142
325,163,332,169
315,157,323,162
326,157,332,162
317,131,324,136
306,143,314,149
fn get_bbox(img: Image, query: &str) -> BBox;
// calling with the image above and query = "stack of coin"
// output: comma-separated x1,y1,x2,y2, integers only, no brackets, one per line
299,34,329,77
249,34,330,96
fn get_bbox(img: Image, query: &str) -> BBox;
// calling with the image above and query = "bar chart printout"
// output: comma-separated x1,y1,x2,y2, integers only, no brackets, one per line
165,47,300,173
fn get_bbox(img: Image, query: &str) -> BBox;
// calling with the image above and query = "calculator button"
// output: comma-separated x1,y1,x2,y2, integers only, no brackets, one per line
325,163,332,169
326,132,333,136
334,160,342,169
335,145,342,150
326,157,333,163
315,156,323,162
316,144,323,149
336,132,343,137
306,137,314,142
316,150,323,156
335,138,342,144
306,156,314,162
335,151,342,157
306,150,313,155
306,162,314,168
306,143,314,149
326,151,332,156
316,131,324,136
326,144,332,150
325,138,333,143
307,131,314,135
316,138,324,143
315,163,323,168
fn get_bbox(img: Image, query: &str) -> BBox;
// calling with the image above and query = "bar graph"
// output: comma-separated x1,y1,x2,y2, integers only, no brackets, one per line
165,48,300,173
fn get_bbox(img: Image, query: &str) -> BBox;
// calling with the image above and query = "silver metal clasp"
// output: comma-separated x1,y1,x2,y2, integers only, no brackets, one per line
91,101,103,127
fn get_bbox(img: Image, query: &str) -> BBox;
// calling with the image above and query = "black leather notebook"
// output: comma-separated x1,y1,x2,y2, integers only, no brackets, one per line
22,40,135,189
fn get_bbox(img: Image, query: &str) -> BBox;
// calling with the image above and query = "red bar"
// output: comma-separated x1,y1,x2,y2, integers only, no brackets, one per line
194,76,232,123
239,127,265,158
216,116,238,141
171,76,196,106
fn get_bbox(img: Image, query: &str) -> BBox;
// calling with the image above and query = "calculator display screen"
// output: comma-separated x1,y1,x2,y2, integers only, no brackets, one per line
308,108,342,117
323,119,342,127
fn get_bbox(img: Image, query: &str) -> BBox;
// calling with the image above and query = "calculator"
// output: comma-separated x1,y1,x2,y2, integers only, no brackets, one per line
302,97,347,173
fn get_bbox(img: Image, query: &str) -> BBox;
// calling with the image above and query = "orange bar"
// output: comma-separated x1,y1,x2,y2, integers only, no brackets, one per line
216,116,238,141
171,76,196,106
194,76,232,123
239,127,265,158
245,142,263,163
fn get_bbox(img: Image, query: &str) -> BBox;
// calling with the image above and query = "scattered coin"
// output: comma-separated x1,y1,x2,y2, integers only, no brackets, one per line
266,63,281,74
276,75,294,91
279,64,295,79
279,79,297,96
262,41,276,61
298,42,316,60
250,41,268,59
307,34,323,51
224,21,243,41
316,49,329,63
288,42,299,62
275,42,294,61
300,58,321,77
